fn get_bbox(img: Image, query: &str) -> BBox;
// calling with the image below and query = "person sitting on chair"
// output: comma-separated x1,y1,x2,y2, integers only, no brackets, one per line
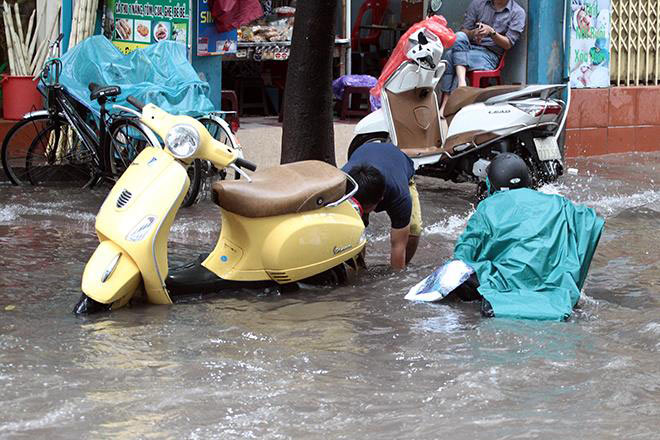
438,0,526,114
343,142,422,271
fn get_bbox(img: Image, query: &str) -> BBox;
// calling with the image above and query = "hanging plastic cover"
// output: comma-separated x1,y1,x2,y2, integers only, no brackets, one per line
59,36,215,117
371,15,456,99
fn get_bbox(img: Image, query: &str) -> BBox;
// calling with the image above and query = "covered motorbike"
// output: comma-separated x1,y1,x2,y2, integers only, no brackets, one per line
406,188,604,321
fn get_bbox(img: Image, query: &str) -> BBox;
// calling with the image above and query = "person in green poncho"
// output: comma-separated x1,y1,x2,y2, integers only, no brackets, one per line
450,153,605,321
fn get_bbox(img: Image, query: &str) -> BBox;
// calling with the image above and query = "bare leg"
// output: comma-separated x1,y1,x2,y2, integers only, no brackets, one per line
405,235,420,265
439,92,450,116
456,65,468,87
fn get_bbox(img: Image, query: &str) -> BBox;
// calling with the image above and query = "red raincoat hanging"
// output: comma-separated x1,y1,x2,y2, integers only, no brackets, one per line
208,0,264,33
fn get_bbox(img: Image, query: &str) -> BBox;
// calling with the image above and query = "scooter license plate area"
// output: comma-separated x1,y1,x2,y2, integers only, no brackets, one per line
533,137,561,161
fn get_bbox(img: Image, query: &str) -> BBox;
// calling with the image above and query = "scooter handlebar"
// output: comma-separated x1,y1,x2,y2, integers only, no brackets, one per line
235,157,257,171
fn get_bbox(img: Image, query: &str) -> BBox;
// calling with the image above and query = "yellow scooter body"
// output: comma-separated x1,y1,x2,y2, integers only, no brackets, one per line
80,102,365,310
203,201,366,283
82,147,189,305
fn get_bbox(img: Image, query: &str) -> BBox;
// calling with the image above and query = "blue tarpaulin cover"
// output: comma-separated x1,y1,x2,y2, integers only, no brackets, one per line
453,188,605,321
59,36,215,117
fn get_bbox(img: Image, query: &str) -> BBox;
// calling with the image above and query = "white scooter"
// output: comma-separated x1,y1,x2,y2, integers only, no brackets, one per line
350,28,571,187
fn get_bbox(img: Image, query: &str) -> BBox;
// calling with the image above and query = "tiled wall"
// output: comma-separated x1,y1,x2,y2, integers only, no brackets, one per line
565,86,660,157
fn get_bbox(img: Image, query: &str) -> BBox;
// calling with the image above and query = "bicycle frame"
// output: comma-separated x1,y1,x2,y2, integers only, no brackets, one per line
47,85,105,169
40,55,129,184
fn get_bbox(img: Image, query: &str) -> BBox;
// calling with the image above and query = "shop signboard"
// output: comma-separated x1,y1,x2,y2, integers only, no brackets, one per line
106,0,190,54
569,0,611,88
197,0,237,56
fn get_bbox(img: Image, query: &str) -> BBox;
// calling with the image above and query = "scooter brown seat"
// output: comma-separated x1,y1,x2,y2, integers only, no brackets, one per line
212,160,347,218
443,85,522,118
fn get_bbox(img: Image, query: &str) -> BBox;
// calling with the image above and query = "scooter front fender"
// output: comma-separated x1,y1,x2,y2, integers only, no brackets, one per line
82,240,142,305
354,108,388,136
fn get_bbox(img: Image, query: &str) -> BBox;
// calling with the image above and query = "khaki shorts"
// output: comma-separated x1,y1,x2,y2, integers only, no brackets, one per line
409,179,423,237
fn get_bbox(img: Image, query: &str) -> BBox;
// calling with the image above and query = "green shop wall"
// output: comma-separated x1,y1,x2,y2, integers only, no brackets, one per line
62,0,221,110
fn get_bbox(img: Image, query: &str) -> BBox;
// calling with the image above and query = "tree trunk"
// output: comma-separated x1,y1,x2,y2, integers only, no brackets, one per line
280,0,338,165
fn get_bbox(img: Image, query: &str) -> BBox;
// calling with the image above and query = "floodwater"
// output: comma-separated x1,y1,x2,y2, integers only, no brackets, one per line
1,152,658,439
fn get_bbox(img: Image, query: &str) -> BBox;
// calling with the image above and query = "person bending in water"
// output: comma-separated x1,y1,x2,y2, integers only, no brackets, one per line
343,142,422,270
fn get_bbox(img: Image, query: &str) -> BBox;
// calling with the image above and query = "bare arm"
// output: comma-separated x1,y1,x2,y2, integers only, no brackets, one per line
390,225,411,270
475,23,512,50
491,29,513,50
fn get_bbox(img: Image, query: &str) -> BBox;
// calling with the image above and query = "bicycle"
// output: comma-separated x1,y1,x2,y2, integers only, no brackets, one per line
1,34,158,189
2,35,239,207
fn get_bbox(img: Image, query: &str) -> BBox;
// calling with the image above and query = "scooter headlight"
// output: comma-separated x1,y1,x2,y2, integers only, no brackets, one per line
165,124,200,159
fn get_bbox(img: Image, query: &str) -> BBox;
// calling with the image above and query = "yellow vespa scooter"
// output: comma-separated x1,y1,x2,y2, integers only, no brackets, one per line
74,94,366,314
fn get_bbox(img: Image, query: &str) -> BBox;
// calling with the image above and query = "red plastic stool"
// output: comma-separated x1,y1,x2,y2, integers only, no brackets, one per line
467,53,506,88
340,86,372,119
221,90,240,132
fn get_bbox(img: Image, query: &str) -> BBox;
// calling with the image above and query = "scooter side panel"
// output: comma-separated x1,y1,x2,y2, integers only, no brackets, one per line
261,203,365,281
203,202,366,283
82,240,141,304
94,147,189,305
354,108,388,137
447,103,529,139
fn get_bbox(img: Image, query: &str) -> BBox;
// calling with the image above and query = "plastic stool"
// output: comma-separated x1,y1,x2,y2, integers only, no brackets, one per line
236,78,269,116
340,86,372,119
221,90,238,112
221,90,240,132
467,53,506,88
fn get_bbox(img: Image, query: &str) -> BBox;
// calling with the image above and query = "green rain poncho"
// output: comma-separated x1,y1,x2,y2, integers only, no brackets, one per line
453,188,604,321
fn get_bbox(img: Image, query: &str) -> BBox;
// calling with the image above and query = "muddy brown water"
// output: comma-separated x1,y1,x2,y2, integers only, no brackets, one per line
1,153,659,439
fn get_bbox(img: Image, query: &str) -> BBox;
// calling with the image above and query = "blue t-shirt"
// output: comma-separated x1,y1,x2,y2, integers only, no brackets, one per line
342,142,415,229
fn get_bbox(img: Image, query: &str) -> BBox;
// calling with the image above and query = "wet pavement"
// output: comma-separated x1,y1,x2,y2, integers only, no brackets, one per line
1,152,659,439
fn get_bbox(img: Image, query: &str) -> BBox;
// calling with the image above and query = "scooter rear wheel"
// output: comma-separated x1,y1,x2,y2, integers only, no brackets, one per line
347,132,390,160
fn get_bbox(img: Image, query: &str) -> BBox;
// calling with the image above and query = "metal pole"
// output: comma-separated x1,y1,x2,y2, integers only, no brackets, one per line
346,0,351,74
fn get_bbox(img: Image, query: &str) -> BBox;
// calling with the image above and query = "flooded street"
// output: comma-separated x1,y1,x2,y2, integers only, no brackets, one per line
1,152,659,439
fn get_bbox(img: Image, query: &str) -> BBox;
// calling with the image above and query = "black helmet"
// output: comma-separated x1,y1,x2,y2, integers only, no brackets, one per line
486,153,532,193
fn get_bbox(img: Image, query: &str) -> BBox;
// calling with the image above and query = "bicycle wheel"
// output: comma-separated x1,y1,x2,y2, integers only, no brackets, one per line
104,118,157,177
25,124,94,186
1,114,55,185
180,159,203,208
104,118,201,207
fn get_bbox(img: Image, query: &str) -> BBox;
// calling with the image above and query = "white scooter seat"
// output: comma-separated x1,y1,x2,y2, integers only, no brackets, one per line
212,160,347,218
